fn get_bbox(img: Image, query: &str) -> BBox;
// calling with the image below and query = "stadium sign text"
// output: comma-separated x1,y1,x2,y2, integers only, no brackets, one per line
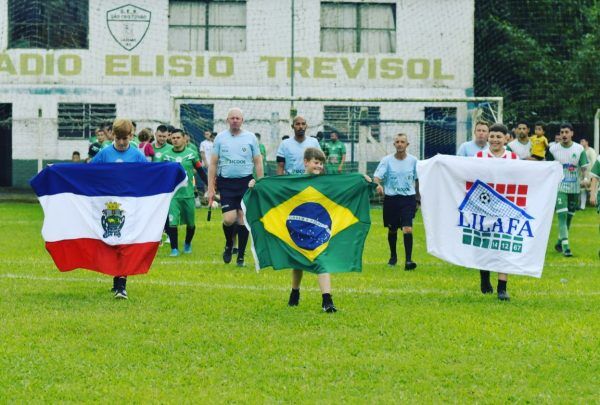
0,53,454,81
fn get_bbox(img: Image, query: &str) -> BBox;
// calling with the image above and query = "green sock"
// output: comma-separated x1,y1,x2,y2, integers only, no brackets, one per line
558,212,568,241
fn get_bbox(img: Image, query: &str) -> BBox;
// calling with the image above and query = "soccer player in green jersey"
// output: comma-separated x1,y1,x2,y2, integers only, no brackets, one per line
159,129,206,256
546,123,589,256
101,122,113,149
325,131,346,174
152,125,173,162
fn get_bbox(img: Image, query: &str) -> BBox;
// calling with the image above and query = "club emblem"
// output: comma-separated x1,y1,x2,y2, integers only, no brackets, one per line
107,4,151,51
101,202,126,238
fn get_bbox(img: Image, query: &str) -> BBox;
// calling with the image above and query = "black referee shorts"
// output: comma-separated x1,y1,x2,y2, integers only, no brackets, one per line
217,175,253,213
383,194,417,229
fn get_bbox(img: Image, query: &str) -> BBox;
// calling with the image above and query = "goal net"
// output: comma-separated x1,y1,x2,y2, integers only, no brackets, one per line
172,96,503,176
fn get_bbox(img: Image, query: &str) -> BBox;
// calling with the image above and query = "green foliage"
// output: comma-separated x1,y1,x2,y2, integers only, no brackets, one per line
0,203,598,402
475,0,600,128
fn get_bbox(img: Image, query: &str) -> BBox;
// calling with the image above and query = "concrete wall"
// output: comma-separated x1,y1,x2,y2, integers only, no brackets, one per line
0,0,475,186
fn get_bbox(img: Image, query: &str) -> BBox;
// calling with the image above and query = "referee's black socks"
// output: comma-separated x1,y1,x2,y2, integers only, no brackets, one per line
223,223,237,248
387,230,397,259
403,233,413,262
237,226,249,256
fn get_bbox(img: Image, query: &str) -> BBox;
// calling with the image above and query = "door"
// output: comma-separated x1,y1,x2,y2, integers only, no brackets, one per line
424,107,457,159
179,104,214,146
0,104,12,186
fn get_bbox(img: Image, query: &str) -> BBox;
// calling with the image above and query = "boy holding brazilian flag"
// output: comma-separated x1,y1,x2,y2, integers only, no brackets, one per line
243,148,374,313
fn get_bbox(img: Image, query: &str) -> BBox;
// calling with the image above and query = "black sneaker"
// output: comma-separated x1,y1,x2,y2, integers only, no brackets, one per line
404,261,417,271
554,242,563,253
497,290,510,301
288,289,300,306
563,249,573,257
322,302,338,313
222,246,233,264
236,255,245,267
114,288,128,300
387,256,397,266
480,283,494,294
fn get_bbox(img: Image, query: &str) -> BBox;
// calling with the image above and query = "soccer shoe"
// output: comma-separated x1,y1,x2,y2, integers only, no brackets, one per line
497,290,510,301
183,244,192,254
563,249,573,257
170,249,179,257
288,289,300,306
322,302,338,313
236,255,245,267
554,242,563,253
223,246,233,264
404,261,417,271
387,256,398,266
114,288,128,300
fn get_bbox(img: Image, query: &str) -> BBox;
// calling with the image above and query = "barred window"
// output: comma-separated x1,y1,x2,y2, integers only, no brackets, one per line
323,106,381,142
321,2,396,53
8,0,88,49
169,0,246,52
58,104,116,139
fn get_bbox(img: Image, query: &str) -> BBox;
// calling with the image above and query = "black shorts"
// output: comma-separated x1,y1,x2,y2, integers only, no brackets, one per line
217,175,253,213
383,194,417,229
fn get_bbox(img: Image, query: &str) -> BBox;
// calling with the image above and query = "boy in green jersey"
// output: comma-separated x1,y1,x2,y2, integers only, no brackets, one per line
546,123,589,256
159,129,206,256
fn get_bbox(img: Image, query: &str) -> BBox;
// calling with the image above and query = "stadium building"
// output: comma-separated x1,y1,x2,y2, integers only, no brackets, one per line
0,0,485,187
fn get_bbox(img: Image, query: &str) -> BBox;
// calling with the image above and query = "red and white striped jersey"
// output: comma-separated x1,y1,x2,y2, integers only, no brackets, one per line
475,150,519,160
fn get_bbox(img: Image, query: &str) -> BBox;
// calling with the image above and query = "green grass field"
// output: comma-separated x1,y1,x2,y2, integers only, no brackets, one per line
1,202,598,403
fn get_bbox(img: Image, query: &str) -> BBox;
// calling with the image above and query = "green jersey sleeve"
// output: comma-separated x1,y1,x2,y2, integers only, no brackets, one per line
579,150,589,168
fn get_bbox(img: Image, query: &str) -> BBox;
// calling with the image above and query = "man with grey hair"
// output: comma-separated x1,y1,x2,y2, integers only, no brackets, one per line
207,108,264,266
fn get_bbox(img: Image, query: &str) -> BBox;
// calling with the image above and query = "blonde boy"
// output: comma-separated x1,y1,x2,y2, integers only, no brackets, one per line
288,148,337,312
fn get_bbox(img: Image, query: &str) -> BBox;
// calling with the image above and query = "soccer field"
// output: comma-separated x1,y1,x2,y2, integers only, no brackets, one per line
1,202,598,402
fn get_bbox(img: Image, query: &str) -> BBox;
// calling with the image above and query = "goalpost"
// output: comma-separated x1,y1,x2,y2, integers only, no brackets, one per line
171,95,503,174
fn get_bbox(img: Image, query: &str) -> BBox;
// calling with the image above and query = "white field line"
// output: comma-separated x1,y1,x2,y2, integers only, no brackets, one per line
1,273,599,297
0,257,596,268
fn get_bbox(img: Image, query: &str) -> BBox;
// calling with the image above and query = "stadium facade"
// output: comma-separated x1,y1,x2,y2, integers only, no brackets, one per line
0,0,475,187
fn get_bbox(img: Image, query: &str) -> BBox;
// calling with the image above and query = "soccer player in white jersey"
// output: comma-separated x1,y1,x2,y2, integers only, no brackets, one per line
507,120,533,160
546,123,589,257
374,133,419,270
475,123,518,301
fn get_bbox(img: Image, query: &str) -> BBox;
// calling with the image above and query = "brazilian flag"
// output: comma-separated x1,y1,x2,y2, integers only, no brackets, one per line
242,173,374,274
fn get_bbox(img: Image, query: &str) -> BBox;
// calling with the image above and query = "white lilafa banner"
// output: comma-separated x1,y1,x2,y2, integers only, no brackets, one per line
417,155,563,277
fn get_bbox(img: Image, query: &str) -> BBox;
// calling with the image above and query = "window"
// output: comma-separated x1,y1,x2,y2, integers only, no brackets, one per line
321,2,396,53
169,1,246,52
323,106,381,142
8,0,88,49
58,104,116,139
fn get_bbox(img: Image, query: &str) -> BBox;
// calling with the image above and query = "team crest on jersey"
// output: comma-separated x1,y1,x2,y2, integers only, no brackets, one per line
457,180,534,253
101,202,126,238
107,4,151,51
